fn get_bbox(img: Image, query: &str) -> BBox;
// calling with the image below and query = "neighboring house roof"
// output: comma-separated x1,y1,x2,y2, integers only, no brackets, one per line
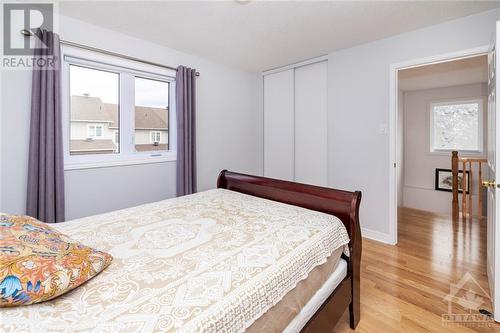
71,95,168,130
71,96,116,123
134,106,168,130
70,139,117,152
135,144,168,152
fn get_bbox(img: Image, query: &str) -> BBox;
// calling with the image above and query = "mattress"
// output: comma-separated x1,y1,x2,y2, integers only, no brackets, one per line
0,189,350,333
247,247,345,333
284,259,348,333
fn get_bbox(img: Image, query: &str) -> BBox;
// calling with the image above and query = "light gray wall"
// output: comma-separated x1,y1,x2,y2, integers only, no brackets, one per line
1,15,263,220
65,162,177,218
402,83,487,215
1,69,31,215
327,9,500,241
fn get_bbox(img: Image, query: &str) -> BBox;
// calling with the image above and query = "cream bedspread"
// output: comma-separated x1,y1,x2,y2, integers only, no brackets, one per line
0,189,349,333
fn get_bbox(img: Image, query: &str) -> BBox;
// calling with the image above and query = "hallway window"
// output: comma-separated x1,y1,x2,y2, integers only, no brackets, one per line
430,99,483,152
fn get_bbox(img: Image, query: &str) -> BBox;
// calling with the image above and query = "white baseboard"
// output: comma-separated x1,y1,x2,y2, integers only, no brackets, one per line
488,258,494,304
361,227,395,245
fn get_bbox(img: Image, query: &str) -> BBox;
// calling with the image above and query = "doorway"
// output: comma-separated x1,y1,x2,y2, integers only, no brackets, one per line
389,46,489,244
390,48,497,322
397,55,488,216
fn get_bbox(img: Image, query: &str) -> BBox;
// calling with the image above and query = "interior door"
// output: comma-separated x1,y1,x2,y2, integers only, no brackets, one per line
486,20,500,322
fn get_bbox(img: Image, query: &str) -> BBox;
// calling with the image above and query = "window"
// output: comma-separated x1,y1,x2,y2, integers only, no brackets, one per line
62,45,176,169
88,124,104,138
135,77,169,152
69,65,119,156
150,131,161,144
430,100,483,152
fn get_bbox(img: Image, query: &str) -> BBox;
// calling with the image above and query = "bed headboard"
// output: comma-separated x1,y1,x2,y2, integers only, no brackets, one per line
216,170,361,250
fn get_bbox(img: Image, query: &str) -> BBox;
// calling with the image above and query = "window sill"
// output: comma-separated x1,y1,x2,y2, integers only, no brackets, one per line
429,149,486,157
64,154,176,171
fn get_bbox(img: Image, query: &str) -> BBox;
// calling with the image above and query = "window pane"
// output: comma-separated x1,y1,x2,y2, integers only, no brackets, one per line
95,126,103,137
69,65,120,155
432,102,480,151
134,77,169,152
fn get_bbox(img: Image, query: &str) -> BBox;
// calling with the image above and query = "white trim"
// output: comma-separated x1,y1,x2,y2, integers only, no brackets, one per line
361,227,395,245
389,45,489,246
489,255,495,314
262,55,328,76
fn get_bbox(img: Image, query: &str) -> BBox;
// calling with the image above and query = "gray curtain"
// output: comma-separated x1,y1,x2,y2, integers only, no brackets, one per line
176,66,197,196
26,30,65,223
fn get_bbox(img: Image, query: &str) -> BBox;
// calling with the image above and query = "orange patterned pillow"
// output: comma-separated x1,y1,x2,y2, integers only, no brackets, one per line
0,214,113,307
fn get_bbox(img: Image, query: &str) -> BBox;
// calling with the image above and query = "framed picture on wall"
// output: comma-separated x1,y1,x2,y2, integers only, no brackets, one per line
435,168,470,194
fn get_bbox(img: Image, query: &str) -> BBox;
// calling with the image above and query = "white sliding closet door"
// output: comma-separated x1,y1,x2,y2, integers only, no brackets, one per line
294,61,328,186
263,69,295,181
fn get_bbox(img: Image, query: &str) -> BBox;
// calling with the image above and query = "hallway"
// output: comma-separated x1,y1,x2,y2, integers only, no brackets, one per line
335,208,498,332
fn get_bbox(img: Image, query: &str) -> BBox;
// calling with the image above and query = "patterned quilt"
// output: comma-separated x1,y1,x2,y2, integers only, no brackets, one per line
0,189,350,333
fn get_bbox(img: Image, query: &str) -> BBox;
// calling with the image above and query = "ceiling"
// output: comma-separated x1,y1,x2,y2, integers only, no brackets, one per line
59,1,500,72
398,55,488,91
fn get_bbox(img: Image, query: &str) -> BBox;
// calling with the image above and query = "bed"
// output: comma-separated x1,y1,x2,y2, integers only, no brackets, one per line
0,170,361,332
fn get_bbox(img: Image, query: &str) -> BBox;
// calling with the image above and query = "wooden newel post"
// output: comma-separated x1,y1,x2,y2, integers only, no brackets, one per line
452,151,459,221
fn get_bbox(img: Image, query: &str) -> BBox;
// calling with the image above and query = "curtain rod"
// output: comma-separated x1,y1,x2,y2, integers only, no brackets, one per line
20,29,200,76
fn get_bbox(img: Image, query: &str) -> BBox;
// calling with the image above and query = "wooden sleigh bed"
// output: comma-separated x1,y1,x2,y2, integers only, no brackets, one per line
0,170,361,333
217,170,362,332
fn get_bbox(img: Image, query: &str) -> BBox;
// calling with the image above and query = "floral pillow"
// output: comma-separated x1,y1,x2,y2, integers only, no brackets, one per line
0,214,113,307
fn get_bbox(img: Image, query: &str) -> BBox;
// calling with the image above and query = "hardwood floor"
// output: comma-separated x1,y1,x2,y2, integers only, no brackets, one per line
334,207,499,333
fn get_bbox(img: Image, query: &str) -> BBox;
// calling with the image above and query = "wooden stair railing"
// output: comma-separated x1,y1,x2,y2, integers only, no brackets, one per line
451,151,487,220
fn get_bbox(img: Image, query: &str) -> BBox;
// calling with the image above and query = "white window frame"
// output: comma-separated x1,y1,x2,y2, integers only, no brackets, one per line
429,98,484,154
150,131,161,144
61,45,177,170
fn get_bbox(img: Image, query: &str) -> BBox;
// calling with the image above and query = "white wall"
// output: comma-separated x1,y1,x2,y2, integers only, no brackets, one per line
327,9,500,242
1,15,262,220
402,83,487,215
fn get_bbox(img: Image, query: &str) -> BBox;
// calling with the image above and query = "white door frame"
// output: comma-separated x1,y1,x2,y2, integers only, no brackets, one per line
388,45,490,245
